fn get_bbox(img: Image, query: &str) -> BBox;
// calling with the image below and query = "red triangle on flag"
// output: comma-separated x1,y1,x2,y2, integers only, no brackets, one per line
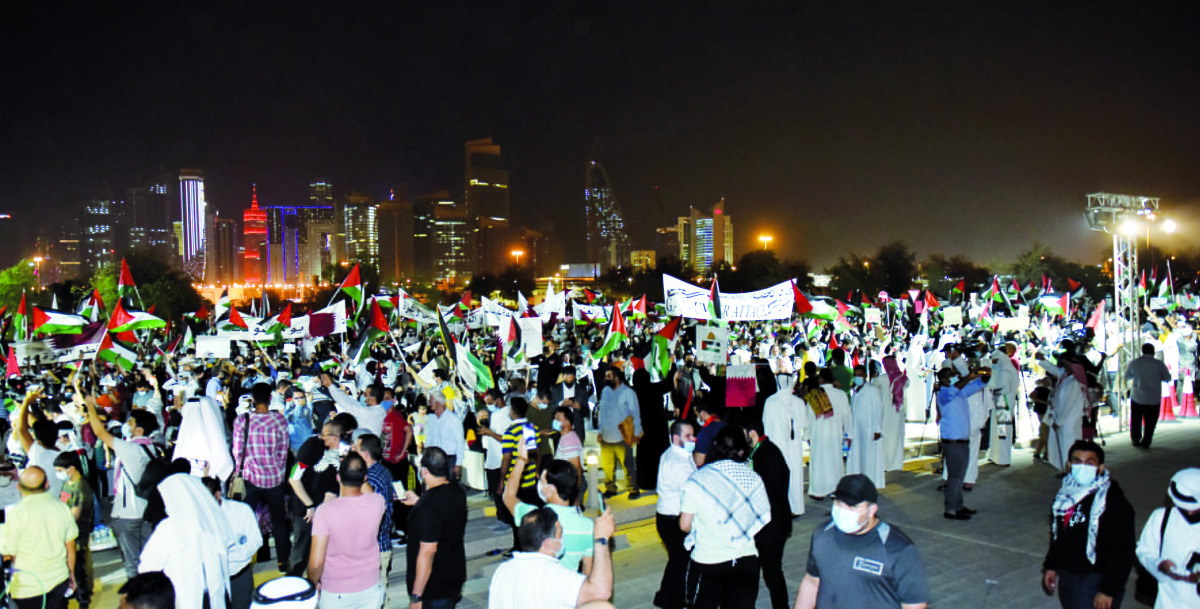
370,300,389,333
6,346,19,378
277,302,293,327
793,281,814,314
229,306,249,329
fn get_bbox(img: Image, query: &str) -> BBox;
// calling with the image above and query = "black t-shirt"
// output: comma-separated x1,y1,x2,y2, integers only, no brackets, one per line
406,482,468,600
806,520,929,608
292,436,338,507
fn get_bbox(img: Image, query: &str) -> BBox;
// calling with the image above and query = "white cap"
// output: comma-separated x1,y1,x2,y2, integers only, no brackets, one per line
1170,468,1200,510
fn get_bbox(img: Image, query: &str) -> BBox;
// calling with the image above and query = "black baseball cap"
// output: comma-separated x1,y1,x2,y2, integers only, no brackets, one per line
832,474,878,505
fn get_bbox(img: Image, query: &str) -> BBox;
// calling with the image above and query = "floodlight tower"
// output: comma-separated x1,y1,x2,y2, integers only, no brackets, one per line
1085,192,1159,428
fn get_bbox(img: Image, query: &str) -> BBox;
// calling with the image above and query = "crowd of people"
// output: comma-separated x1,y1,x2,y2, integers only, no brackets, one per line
0,286,1198,609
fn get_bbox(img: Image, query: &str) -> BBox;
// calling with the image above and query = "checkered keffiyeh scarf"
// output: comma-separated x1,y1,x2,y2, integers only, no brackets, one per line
683,460,772,551
1051,470,1110,564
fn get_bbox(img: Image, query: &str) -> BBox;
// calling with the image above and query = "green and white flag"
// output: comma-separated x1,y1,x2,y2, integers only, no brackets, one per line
594,302,628,360
456,342,494,393
32,307,87,335
97,334,138,370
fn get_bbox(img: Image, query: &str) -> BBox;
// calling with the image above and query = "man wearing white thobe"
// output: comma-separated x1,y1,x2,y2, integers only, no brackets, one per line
904,340,929,422
805,376,850,498
1043,363,1087,470
763,383,808,515
880,358,908,471
986,346,1019,466
847,367,885,490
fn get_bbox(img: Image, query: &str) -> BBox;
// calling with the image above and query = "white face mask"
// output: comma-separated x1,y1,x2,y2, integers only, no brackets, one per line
1071,463,1099,486
831,503,866,534
552,537,566,559
537,480,551,503
55,470,69,481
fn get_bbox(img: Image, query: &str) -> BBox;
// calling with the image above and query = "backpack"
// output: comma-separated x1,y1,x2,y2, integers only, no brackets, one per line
119,442,170,501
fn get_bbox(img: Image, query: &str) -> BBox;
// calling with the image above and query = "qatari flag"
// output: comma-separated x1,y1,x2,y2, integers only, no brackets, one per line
308,313,334,338
50,321,106,349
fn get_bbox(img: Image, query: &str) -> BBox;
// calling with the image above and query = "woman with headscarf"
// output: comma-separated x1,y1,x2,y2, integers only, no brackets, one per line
632,366,675,492
880,355,909,472
139,473,235,609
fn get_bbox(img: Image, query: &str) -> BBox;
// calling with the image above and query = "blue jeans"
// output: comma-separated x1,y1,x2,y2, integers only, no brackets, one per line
1058,571,1123,609
110,517,153,578
424,597,458,609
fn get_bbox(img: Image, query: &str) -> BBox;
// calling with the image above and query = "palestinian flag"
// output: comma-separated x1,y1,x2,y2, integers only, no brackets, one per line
924,290,940,310
214,288,231,322
793,280,814,315
182,325,195,350
264,302,293,333
118,258,137,299
1086,301,1106,329
97,333,138,370
348,301,389,364
622,295,647,320
456,341,494,393
594,301,628,360
13,293,29,341
107,301,166,333
504,317,525,364
320,358,340,372
435,306,456,364
1025,279,1037,295
951,279,965,295
583,288,597,304
338,263,364,314
1068,277,1087,300
215,305,250,331
707,278,724,326
651,317,682,379
1159,265,1173,298
1138,270,1148,297
5,346,18,378
986,277,1003,303
77,289,103,321
32,307,87,335
459,290,472,314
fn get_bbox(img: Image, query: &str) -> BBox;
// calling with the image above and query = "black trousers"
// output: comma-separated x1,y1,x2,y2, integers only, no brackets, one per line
942,440,969,514
1130,401,1159,448
245,480,291,566
755,527,789,609
685,555,760,609
385,458,412,533
14,579,68,609
655,514,688,609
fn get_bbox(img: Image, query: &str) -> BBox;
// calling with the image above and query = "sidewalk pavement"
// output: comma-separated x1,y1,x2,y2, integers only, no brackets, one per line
83,411,1194,608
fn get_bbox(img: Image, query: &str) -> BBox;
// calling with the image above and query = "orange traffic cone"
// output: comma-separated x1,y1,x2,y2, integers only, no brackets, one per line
1161,385,1178,421
1181,386,1198,417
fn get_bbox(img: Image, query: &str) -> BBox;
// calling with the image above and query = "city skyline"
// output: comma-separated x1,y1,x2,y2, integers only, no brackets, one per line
4,4,1200,270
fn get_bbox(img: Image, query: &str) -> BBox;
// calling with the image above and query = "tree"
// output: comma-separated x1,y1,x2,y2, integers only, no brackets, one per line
83,249,204,320
923,254,991,295
874,241,918,298
0,259,37,310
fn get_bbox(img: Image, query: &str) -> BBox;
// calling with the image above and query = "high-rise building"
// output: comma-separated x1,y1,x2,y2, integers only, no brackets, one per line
477,216,514,276
631,250,657,270
242,186,267,284
656,225,680,262
412,191,446,280
378,186,413,283
81,198,127,274
309,180,334,206
127,173,176,260
56,224,82,279
433,200,471,284
212,214,240,284
341,191,378,265
465,139,509,221
179,169,207,276
677,199,733,277
260,204,336,284
584,160,632,272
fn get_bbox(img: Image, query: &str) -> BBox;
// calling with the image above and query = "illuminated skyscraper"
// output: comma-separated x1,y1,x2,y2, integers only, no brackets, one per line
179,169,207,275
584,159,632,272
81,198,127,274
464,139,509,221
341,191,378,264
212,214,240,284
127,174,175,259
677,199,733,277
243,185,267,284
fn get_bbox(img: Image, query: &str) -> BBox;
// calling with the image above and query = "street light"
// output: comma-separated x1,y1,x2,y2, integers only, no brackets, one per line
511,249,524,266
758,235,773,250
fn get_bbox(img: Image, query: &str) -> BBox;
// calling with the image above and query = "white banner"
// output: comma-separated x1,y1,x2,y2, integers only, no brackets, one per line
195,336,232,359
574,303,610,321
942,306,963,326
662,274,794,321
481,296,517,326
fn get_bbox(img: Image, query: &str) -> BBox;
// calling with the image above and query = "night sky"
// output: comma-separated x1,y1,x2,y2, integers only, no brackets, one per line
4,3,1199,268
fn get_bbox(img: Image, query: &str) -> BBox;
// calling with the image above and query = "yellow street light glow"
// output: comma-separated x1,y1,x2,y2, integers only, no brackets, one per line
1163,219,1177,233
1120,218,1140,237
758,235,773,250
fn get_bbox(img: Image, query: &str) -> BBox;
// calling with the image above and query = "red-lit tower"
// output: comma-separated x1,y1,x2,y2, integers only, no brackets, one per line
242,185,267,284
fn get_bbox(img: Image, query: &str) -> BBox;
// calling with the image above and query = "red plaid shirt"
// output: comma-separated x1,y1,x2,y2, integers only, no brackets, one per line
232,411,289,488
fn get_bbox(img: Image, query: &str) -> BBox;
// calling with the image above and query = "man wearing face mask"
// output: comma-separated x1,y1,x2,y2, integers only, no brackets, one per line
794,474,929,609
502,448,595,575
400,447,467,609
847,364,885,491
654,421,698,609
935,367,983,520
1042,440,1135,609
1137,468,1200,609
762,377,808,517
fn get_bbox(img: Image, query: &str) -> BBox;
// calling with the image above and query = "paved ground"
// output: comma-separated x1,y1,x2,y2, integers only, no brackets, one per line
80,411,1197,608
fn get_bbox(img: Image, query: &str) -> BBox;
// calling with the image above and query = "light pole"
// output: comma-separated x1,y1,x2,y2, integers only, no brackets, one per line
759,235,773,251
511,249,524,267
32,256,43,290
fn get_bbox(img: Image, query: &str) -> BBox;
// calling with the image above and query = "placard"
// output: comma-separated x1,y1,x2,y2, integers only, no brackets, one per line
942,306,963,326
864,308,882,324
195,336,231,359
695,326,729,365
1017,305,1030,319
282,344,296,354
1149,297,1169,310
997,317,1030,333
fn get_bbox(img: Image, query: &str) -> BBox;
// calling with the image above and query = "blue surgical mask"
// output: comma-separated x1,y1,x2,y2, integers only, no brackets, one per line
682,440,696,453
852,377,865,387
947,375,960,385
551,419,563,432
1071,463,1098,486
